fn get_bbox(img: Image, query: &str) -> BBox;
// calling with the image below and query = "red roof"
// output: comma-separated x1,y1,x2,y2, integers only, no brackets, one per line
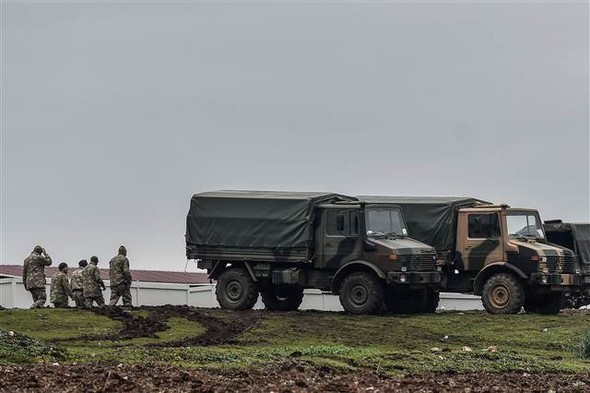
0,264,210,285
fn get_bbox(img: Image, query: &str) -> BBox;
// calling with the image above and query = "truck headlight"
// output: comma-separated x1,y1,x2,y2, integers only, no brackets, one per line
400,275,406,283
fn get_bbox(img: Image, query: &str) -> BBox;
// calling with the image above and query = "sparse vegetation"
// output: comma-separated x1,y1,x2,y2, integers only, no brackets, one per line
577,331,590,360
0,329,66,363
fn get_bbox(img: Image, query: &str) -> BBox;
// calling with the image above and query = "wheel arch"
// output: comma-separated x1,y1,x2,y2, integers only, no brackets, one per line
210,260,257,282
473,262,528,295
331,261,385,295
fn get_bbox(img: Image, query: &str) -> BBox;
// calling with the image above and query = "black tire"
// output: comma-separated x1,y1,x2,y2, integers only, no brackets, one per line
261,286,304,311
216,268,259,310
339,272,385,315
481,273,524,314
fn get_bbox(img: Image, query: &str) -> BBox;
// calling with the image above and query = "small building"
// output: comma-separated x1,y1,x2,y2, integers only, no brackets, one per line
0,264,482,310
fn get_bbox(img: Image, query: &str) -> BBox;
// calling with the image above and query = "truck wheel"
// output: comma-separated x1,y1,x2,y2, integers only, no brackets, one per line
261,286,304,311
339,272,385,315
481,273,524,314
216,268,259,310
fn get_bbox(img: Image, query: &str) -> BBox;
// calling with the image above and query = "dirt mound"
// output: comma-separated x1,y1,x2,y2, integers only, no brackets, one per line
1,361,589,392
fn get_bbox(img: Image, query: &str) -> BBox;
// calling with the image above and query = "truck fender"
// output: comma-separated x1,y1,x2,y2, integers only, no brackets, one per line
331,261,386,294
473,262,528,295
209,260,258,282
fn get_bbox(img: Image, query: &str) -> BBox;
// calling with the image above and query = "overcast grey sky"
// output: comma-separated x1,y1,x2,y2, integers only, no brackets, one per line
1,1,588,271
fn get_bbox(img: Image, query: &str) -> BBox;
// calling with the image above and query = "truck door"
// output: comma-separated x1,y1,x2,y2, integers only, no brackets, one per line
319,208,361,269
457,212,504,272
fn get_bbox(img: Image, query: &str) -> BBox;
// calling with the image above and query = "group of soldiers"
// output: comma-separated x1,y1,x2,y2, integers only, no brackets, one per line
22,245,133,309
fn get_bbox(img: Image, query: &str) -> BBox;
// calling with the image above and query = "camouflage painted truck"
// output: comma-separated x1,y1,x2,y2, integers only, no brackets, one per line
185,191,440,314
543,220,590,308
357,197,583,314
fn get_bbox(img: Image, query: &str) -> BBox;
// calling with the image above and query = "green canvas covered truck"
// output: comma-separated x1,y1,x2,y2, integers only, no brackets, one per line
186,191,440,314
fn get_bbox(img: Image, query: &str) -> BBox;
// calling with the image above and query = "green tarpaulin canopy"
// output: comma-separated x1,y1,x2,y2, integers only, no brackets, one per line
186,191,355,260
544,221,590,265
358,196,488,251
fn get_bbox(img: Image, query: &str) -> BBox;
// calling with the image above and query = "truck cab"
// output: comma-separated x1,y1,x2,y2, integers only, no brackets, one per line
451,204,579,313
325,200,440,314
317,202,439,284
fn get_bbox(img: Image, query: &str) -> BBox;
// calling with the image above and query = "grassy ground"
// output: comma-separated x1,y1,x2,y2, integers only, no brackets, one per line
1,307,589,376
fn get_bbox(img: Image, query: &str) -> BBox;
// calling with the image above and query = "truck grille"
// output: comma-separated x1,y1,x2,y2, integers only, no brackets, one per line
547,255,576,274
415,254,436,271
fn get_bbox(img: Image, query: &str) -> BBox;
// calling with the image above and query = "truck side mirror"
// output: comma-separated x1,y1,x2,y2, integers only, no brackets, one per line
336,214,345,232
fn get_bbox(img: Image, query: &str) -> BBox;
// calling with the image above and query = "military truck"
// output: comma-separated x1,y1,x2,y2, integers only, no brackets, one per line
543,220,590,308
357,196,582,314
186,191,440,314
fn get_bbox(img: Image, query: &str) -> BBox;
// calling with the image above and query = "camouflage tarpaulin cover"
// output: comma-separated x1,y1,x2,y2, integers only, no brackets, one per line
358,196,488,252
544,221,590,265
186,191,355,260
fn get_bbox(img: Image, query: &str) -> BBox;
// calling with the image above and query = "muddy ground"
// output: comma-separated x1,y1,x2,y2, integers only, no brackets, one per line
49,305,260,346
1,361,589,392
4,306,590,391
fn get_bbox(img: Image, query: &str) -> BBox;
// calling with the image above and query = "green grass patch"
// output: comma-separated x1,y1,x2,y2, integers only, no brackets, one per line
0,309,121,341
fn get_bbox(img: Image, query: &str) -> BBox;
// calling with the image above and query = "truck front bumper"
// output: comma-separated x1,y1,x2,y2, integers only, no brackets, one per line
386,271,441,285
530,273,585,289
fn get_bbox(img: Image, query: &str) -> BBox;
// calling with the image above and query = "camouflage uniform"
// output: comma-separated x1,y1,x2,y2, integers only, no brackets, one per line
82,262,105,307
50,270,72,308
109,254,133,306
70,267,86,308
22,249,52,308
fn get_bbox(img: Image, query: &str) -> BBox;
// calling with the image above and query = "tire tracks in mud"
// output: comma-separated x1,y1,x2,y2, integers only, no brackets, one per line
52,305,259,347
142,305,260,347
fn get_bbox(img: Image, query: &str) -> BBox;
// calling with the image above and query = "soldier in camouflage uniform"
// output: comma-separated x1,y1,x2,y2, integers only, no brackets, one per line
82,256,106,307
109,246,133,306
70,260,88,308
22,245,52,308
50,262,73,308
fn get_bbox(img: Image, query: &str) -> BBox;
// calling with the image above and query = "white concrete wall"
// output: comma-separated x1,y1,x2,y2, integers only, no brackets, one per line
1,277,483,311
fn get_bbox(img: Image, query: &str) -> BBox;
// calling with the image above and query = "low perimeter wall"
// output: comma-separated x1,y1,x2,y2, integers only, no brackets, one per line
0,277,483,311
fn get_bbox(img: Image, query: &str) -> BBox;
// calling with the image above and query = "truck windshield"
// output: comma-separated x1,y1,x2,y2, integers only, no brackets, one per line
366,207,407,238
506,212,545,239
